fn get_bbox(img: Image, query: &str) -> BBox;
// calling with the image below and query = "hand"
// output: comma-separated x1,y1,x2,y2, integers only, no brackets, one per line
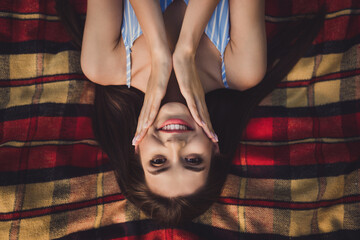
172,48,218,143
132,53,172,146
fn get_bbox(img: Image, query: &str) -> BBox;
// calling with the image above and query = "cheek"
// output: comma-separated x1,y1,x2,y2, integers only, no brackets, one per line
194,136,214,150
137,135,159,166
137,134,152,153
196,128,214,144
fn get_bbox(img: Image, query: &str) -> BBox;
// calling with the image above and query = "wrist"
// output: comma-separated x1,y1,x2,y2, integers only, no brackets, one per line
150,46,171,64
173,44,196,67
149,40,171,57
148,48,172,90
174,40,197,57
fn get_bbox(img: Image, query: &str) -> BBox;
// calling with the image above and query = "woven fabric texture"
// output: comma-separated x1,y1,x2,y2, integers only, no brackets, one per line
0,0,359,239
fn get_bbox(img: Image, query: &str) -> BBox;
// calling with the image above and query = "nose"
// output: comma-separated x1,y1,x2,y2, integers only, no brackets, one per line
165,138,186,165
166,137,186,148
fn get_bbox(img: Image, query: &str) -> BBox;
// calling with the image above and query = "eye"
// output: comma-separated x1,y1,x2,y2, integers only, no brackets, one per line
150,158,167,167
185,157,203,165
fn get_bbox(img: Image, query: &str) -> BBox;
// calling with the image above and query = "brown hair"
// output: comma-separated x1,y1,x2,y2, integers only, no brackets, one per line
55,0,325,226
93,85,229,226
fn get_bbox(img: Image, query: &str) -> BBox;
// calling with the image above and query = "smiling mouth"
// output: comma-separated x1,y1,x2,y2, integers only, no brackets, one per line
158,119,194,133
159,124,193,133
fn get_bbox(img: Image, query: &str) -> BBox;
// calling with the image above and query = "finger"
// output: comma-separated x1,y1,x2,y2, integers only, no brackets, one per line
186,97,217,142
133,117,144,145
135,103,158,144
205,124,218,142
183,93,216,141
197,116,217,142
147,101,160,128
133,121,148,146
133,99,149,145
134,114,144,139
133,96,162,145
135,100,148,134
141,95,162,129
134,127,148,146
196,100,218,143
184,94,204,128
133,113,149,145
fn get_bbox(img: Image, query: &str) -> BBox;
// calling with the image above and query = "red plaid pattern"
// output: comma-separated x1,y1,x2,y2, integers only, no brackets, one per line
0,0,359,239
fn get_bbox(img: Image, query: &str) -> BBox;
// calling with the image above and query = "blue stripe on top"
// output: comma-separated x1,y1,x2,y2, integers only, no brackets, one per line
121,0,230,88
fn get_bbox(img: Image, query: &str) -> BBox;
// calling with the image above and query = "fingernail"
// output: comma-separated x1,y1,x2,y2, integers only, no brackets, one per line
212,132,219,142
132,135,138,146
201,120,206,126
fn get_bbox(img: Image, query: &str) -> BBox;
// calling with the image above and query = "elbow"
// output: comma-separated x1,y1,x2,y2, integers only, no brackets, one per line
81,57,114,86
81,55,100,84
241,74,264,91
231,68,266,91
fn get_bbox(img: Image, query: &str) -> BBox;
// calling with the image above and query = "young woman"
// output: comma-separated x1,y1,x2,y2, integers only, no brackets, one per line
56,0,324,226
80,0,266,199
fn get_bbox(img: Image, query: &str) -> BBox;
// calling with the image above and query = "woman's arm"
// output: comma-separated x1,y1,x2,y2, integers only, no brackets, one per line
225,0,267,90
174,0,219,55
130,0,172,145
129,0,171,61
173,0,220,143
81,0,125,85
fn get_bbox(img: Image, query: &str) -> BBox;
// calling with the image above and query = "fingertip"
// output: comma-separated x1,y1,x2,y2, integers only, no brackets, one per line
132,135,138,146
138,128,147,142
211,132,219,142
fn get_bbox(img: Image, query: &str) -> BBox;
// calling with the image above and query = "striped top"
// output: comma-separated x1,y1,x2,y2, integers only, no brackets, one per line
121,0,230,88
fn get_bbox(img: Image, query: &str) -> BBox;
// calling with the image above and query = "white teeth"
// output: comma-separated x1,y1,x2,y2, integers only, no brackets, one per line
161,124,189,131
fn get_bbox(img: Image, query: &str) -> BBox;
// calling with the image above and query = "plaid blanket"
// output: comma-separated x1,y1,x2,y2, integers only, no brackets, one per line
0,0,359,239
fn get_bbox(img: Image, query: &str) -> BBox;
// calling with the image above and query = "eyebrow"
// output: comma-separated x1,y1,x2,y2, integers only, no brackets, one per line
147,166,206,175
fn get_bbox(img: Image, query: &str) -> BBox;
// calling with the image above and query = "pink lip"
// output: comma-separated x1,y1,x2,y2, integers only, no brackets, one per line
158,119,193,132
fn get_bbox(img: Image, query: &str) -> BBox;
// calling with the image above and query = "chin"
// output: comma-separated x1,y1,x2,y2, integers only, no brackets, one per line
159,102,189,113
160,97,187,107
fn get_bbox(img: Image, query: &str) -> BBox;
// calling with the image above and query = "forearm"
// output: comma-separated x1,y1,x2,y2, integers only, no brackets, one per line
176,0,220,55
130,1,172,142
129,0,170,61
172,0,220,141
81,0,123,83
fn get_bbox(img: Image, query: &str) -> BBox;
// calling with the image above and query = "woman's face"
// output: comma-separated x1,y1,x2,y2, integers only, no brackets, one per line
137,102,218,197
